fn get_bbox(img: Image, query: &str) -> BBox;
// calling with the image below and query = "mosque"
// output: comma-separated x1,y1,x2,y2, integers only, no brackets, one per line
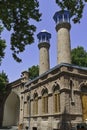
2,10,87,130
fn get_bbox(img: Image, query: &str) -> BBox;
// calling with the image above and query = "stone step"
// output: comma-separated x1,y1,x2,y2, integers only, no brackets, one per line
0,126,18,130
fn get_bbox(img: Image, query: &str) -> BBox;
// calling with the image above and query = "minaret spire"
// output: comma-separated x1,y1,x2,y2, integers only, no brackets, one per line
37,30,51,75
53,10,71,64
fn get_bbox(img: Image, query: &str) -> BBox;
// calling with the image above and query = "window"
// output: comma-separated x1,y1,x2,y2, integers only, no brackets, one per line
54,92,60,113
42,35,45,41
46,36,49,42
64,14,68,22
53,83,60,113
59,14,62,22
42,88,48,114
33,93,38,115
39,37,41,43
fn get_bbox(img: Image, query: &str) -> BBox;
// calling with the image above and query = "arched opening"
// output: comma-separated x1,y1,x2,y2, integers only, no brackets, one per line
41,87,48,114
81,85,87,121
3,91,20,127
52,83,60,113
33,92,38,115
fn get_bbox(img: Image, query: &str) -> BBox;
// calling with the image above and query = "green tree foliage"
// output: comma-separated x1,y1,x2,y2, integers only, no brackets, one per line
71,46,87,67
28,65,39,79
0,71,8,93
56,0,87,23
0,0,41,62
0,25,6,64
0,71,9,126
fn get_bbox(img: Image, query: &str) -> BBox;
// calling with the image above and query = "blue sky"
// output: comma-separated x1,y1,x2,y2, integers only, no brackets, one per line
0,0,87,82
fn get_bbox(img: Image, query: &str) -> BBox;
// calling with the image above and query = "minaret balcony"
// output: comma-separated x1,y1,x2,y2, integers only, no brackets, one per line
53,10,70,25
37,30,51,44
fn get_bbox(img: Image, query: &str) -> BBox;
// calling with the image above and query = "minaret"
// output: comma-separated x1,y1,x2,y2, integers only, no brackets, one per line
37,30,51,75
53,10,71,64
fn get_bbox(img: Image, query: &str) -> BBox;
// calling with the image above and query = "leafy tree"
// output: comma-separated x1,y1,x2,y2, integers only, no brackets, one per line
56,0,87,23
0,25,6,64
71,46,87,67
0,0,41,63
0,0,87,64
0,71,8,93
28,65,39,79
0,71,9,126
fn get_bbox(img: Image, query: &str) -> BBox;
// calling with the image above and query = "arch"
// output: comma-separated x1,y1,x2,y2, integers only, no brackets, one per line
3,91,20,127
52,82,60,93
33,92,38,99
80,82,87,92
41,87,48,96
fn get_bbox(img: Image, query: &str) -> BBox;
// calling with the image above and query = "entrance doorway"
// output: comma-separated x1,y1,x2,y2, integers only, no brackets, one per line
33,127,37,130
82,94,87,121
3,92,20,126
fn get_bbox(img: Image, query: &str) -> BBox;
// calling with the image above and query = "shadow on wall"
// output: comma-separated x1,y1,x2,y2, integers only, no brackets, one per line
60,107,72,130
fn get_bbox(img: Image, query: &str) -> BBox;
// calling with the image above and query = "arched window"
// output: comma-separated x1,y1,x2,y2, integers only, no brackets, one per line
42,88,48,114
53,83,60,113
26,95,30,116
33,92,38,115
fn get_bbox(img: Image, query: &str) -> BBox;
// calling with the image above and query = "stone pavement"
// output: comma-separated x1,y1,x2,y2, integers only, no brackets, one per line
0,126,18,130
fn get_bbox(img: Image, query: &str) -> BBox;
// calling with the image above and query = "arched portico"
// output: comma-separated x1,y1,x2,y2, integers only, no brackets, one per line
3,91,20,127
